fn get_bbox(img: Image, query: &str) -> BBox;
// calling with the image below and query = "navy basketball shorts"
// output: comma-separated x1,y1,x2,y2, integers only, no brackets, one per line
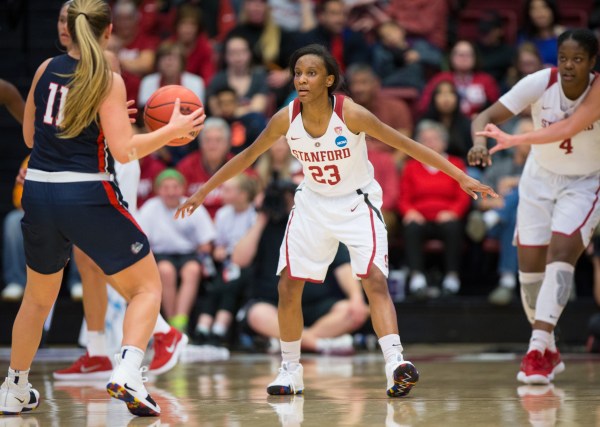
21,179,150,275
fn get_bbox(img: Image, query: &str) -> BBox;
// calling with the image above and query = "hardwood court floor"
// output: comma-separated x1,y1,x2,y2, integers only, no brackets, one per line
1,345,599,427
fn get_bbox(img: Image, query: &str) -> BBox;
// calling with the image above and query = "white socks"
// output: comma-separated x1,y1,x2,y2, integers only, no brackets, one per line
379,334,404,364
8,367,29,387
527,329,551,354
281,339,301,370
87,331,108,357
153,314,171,335
120,346,144,370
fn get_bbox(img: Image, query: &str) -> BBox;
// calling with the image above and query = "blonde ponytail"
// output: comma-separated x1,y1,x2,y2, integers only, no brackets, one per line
58,0,112,139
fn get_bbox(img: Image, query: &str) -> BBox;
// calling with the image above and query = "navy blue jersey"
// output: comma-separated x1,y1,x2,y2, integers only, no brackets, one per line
29,54,115,174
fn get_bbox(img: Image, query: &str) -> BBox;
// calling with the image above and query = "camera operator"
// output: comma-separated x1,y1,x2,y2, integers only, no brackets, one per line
233,179,369,354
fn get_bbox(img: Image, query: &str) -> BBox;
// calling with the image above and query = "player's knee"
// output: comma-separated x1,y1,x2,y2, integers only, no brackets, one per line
277,279,303,304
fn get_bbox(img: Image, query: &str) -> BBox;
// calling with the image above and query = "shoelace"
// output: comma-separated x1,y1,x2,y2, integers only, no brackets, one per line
113,355,149,383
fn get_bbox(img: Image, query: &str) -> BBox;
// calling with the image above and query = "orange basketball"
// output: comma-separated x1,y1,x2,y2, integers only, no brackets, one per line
143,85,203,147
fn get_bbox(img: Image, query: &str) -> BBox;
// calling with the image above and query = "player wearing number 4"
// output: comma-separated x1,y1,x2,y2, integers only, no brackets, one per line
0,0,205,417
177,43,497,397
469,29,600,385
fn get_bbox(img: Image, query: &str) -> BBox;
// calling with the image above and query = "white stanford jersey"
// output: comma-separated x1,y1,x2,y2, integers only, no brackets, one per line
500,68,600,176
286,94,374,196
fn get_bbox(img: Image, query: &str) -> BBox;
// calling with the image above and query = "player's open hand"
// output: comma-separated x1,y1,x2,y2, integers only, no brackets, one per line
467,145,492,167
458,174,499,200
169,98,206,139
476,123,517,155
174,190,206,219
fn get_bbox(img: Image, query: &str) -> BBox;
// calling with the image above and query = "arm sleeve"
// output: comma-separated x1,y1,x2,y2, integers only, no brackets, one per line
499,68,551,115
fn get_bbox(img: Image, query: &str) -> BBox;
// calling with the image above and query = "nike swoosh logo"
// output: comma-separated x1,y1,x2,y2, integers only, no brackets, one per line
166,339,177,353
392,344,401,347
542,106,551,110
291,137,301,140
15,397,24,403
124,383,137,393
80,365,102,373
351,205,359,212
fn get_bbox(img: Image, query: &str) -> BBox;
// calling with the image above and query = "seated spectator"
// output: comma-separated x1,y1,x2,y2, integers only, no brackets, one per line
302,0,371,74
169,3,216,85
207,36,270,116
420,80,472,162
194,174,260,346
466,118,533,306
255,136,303,188
232,180,369,354
212,86,267,154
138,169,216,332
386,0,448,51
475,11,516,86
372,21,442,90
3,157,82,301
226,0,303,104
109,0,160,101
518,0,565,67
418,40,501,118
504,42,544,92
138,41,206,107
177,118,235,218
397,121,471,298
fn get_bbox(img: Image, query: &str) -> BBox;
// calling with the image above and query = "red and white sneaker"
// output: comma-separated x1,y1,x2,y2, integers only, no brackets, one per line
149,327,189,375
544,349,565,379
53,353,112,380
517,350,553,385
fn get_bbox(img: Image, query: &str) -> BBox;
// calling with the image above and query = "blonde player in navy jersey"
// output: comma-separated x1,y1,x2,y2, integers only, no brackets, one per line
470,29,600,385
177,44,497,397
0,0,205,417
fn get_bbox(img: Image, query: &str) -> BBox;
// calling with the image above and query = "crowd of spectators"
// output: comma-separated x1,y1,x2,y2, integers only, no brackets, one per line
2,0,600,353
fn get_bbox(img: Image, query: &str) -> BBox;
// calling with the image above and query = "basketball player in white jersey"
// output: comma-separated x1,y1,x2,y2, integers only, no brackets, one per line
469,29,600,384
177,44,497,397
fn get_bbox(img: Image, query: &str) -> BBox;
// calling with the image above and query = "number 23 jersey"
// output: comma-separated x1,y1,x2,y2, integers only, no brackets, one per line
286,94,374,196
499,67,600,176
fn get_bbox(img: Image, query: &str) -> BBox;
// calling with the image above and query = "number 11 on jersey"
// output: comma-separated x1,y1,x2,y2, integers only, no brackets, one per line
43,83,69,126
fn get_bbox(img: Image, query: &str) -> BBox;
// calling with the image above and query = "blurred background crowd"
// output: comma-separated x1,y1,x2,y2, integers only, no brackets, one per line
1,0,599,355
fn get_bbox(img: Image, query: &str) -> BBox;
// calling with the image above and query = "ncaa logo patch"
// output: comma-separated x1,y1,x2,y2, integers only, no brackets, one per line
335,135,348,148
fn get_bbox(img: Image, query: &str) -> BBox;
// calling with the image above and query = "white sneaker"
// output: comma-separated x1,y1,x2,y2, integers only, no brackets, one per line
106,356,161,416
267,363,304,395
385,358,419,397
0,378,40,415
268,395,304,426
1,284,24,302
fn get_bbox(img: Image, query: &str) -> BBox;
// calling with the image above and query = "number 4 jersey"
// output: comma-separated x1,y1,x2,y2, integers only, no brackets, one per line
286,94,374,196
499,67,600,176
30,54,114,175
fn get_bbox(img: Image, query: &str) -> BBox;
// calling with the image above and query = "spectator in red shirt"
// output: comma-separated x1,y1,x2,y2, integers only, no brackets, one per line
170,4,217,86
177,118,234,218
109,0,160,101
418,40,500,118
386,0,448,51
398,120,471,298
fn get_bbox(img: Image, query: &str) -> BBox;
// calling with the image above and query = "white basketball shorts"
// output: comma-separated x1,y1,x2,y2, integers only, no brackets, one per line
277,180,389,282
516,155,600,247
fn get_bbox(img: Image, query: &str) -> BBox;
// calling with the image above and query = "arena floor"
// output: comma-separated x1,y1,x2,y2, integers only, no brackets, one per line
0,344,598,427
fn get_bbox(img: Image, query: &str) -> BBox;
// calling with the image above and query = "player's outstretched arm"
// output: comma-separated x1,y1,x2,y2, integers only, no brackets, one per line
0,79,25,125
100,73,206,164
175,108,290,219
345,101,498,200
478,78,600,153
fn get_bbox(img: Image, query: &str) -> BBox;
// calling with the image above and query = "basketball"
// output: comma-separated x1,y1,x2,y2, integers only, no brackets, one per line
143,85,203,146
